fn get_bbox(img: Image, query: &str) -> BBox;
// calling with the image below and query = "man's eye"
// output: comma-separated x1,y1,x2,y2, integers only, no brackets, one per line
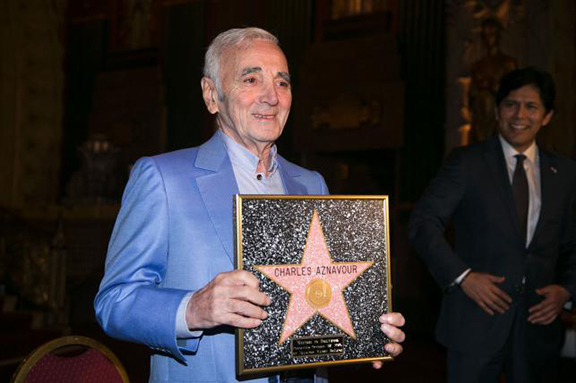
244,77,256,84
278,81,290,88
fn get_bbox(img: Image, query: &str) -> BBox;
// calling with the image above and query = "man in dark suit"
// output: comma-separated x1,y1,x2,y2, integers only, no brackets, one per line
409,67,576,383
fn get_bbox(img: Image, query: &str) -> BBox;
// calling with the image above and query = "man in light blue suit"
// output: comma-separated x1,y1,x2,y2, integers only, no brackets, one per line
94,27,405,382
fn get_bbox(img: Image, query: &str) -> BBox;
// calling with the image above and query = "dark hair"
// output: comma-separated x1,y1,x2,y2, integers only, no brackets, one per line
495,67,555,112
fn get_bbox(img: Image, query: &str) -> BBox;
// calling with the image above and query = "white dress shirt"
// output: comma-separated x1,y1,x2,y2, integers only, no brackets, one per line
498,135,541,247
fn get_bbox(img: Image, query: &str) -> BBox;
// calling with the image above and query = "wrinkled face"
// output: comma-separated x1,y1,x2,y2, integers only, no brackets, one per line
496,84,553,153
202,39,291,154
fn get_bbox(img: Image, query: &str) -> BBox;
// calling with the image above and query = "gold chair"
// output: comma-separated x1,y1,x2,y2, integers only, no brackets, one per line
11,335,130,383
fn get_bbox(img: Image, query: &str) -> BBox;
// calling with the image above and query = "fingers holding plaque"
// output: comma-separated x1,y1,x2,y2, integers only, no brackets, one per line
234,195,393,376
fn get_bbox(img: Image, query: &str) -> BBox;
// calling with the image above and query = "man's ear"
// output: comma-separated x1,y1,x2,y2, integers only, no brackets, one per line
542,109,554,127
201,77,219,114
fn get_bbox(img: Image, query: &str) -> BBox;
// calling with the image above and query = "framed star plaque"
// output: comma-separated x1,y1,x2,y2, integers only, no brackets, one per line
234,195,393,376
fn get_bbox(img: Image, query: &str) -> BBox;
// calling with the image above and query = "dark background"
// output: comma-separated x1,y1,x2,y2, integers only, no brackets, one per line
1,1,575,381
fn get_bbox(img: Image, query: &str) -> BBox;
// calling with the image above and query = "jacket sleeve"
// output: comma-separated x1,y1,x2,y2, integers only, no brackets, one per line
408,148,470,290
94,157,196,362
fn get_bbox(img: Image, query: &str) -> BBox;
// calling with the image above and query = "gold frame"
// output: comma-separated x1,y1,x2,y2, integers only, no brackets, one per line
234,194,393,376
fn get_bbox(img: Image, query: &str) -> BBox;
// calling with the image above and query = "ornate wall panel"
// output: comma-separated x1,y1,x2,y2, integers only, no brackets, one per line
445,0,575,157
0,0,65,208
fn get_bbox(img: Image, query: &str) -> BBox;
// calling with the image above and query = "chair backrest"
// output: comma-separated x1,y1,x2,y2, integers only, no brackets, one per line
11,335,130,383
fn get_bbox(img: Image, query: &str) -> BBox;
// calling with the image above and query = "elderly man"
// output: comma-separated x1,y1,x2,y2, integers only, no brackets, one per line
410,67,576,383
95,27,405,382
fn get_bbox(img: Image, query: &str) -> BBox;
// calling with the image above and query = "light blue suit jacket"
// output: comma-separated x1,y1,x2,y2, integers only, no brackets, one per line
94,132,329,382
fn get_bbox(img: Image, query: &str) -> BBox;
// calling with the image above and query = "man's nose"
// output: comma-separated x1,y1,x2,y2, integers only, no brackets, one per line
514,104,527,119
259,82,279,105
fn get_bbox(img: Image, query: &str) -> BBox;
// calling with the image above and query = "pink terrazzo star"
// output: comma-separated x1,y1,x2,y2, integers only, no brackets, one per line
255,210,372,344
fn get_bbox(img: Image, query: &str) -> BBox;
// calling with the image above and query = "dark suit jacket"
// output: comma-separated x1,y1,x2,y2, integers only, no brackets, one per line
409,135,576,356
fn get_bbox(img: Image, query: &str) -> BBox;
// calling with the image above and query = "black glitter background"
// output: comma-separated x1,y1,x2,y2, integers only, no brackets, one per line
235,196,391,373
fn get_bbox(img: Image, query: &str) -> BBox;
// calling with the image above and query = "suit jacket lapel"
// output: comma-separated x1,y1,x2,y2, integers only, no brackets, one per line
530,149,557,247
277,156,307,195
194,139,308,265
483,136,524,242
195,133,238,264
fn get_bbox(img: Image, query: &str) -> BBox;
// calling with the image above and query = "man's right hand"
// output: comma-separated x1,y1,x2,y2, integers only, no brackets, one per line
185,270,271,330
460,272,512,315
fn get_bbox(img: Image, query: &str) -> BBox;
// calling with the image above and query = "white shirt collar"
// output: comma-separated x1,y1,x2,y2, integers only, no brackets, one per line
218,129,278,174
498,135,537,165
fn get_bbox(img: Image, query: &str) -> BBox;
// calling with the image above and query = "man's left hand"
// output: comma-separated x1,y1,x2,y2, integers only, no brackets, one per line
372,312,406,369
528,285,571,325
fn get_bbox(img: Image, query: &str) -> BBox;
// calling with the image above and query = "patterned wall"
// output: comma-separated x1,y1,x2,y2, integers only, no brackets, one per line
445,0,575,158
0,0,65,208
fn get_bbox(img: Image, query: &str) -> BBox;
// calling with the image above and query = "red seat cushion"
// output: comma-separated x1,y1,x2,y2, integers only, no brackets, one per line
25,348,123,383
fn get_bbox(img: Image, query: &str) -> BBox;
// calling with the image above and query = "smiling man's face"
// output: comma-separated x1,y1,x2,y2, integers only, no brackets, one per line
202,39,292,156
496,84,553,153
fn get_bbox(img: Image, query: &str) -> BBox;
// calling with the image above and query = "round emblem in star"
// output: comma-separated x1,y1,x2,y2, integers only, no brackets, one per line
306,279,332,309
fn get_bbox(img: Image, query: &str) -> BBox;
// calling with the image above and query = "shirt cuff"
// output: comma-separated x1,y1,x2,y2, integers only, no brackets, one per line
453,268,472,286
176,291,203,339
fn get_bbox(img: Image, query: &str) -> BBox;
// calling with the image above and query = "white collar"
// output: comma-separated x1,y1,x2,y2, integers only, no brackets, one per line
498,135,537,164
218,129,278,174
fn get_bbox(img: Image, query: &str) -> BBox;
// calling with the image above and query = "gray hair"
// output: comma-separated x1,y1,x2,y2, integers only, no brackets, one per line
203,27,279,97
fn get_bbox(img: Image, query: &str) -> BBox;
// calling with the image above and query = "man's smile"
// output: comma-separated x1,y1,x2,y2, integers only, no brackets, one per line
253,113,276,120
509,123,529,130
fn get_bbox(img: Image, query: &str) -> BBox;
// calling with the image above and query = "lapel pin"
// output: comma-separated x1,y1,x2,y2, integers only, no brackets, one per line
549,166,557,174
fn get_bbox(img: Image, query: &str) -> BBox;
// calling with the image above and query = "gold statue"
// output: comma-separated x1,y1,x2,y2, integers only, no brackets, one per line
469,18,517,142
